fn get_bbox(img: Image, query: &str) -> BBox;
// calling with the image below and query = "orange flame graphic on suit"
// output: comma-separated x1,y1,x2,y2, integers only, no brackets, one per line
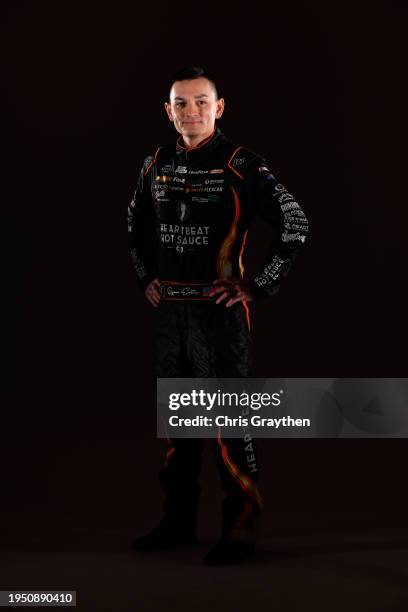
216,188,251,330
216,186,241,278
239,230,251,330
217,432,263,509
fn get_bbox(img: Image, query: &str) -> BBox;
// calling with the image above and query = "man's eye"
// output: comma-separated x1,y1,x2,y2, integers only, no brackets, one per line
176,102,185,108
198,100,206,105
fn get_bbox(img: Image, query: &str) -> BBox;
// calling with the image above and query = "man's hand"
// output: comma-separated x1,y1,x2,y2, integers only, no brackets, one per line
208,277,254,307
145,278,161,307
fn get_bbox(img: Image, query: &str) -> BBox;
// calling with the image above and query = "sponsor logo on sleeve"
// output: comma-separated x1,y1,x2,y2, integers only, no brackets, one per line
282,231,306,243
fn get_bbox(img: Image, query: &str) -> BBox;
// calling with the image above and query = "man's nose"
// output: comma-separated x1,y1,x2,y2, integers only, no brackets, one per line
185,102,200,116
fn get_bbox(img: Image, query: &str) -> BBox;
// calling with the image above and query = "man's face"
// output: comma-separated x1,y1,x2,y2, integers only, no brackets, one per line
164,77,225,142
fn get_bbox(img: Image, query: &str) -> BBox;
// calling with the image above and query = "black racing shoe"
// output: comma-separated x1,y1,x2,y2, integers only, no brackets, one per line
131,522,198,552
203,537,255,566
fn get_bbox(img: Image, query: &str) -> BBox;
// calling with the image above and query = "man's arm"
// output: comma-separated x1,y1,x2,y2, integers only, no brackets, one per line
127,154,160,294
246,158,309,298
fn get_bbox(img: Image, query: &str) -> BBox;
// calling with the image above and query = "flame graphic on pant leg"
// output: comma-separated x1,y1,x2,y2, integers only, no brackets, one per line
217,431,263,510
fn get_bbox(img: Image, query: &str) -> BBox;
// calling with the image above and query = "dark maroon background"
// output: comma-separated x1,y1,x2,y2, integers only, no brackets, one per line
3,2,408,609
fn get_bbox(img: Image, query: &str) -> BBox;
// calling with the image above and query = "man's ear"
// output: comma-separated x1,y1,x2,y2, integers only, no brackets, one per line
164,102,174,122
215,98,225,120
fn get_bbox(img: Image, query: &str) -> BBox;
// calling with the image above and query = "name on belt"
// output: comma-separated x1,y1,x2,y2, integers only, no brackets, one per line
166,287,200,297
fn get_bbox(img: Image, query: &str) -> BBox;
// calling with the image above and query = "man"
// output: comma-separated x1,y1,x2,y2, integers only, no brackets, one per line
127,67,309,565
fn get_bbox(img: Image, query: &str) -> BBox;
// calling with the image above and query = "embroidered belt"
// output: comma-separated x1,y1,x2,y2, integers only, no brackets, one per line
160,281,215,301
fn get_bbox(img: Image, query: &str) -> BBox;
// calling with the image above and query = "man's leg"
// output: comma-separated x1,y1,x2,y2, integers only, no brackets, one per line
158,437,204,534
186,301,262,563
132,300,203,550
207,433,261,561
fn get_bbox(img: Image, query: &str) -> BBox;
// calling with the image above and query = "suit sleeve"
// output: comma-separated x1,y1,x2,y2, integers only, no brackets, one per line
127,155,159,291
245,158,309,298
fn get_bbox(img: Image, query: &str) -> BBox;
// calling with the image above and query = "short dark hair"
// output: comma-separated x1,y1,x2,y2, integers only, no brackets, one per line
168,66,219,100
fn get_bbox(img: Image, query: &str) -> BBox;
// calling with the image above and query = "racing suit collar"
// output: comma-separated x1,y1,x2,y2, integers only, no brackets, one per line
176,127,224,159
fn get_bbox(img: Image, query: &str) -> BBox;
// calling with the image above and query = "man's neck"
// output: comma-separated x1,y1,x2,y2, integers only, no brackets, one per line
182,128,215,149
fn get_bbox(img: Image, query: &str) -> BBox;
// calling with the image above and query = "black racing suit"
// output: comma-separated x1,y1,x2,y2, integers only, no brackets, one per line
128,127,309,536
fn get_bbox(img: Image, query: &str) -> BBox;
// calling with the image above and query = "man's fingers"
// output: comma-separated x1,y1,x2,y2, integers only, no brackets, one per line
226,293,244,307
216,291,229,304
208,285,228,297
147,293,160,306
146,283,161,307
210,279,242,303
145,278,161,307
